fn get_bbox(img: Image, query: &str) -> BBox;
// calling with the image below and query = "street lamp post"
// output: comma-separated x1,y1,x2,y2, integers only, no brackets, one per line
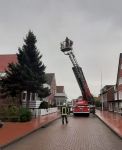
101,72,103,111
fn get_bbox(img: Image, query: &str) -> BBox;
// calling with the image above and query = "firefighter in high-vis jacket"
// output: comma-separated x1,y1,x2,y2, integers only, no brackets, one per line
61,103,69,124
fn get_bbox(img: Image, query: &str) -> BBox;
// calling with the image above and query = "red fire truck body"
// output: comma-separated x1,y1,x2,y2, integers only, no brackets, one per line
72,99,90,115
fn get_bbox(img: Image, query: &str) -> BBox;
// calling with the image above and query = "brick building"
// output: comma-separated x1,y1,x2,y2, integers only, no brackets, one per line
100,85,115,111
100,53,122,114
44,73,56,106
114,53,122,113
0,54,17,105
0,54,17,78
54,86,67,106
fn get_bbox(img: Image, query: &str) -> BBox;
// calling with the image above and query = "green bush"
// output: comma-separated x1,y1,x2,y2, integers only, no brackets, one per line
7,105,19,122
95,100,101,107
0,105,19,122
0,107,7,121
0,105,32,122
19,107,32,122
39,101,48,109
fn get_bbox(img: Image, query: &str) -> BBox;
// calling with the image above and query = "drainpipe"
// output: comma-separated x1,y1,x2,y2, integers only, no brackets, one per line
117,85,119,112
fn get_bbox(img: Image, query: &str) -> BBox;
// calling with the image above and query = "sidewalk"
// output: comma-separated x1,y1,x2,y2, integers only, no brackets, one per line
96,110,122,139
0,112,60,148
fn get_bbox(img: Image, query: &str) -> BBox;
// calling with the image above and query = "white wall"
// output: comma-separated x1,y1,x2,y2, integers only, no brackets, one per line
114,92,117,100
119,91,122,99
30,107,58,117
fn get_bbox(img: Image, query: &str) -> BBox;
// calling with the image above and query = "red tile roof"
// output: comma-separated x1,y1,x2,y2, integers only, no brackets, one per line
0,54,17,72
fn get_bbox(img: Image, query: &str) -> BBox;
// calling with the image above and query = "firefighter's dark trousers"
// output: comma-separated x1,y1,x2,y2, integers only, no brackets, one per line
62,115,68,124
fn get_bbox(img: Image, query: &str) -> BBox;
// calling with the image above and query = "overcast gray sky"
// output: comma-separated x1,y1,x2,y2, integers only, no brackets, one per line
0,0,122,100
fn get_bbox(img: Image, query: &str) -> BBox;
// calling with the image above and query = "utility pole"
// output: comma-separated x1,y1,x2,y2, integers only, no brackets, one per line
101,72,103,111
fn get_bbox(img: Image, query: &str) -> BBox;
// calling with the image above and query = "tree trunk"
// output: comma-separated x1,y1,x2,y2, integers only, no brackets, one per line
26,91,30,108
19,93,22,106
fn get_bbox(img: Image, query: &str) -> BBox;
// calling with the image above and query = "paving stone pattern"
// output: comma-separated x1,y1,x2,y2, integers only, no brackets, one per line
3,115,122,150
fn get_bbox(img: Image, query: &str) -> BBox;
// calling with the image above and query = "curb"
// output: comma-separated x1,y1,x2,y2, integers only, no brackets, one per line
96,114,122,139
0,116,61,150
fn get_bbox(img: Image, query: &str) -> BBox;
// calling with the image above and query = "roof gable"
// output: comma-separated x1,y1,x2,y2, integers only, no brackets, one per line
46,73,55,85
56,86,64,93
116,53,122,86
0,54,17,72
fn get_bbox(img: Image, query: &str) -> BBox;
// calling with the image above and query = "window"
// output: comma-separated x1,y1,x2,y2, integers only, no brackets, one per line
31,93,35,101
22,93,26,100
119,77,122,85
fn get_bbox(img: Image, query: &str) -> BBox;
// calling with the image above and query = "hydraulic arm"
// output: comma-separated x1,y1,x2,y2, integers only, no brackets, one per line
60,37,94,103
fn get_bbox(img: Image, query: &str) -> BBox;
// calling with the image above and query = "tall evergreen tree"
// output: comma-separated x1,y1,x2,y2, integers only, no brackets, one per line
1,31,50,108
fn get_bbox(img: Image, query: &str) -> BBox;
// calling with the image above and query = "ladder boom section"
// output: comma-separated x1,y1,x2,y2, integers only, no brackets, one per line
68,51,93,102
72,66,93,102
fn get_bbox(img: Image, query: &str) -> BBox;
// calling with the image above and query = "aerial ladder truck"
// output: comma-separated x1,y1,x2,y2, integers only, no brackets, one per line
60,37,95,116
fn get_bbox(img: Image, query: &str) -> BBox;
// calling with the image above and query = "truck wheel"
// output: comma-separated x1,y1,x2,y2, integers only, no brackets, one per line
73,113,76,116
87,114,89,117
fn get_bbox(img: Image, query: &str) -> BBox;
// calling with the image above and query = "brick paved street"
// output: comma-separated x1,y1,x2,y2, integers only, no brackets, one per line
3,115,122,150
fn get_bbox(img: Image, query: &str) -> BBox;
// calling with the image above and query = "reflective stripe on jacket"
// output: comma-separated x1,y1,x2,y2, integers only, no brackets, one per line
61,106,68,115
